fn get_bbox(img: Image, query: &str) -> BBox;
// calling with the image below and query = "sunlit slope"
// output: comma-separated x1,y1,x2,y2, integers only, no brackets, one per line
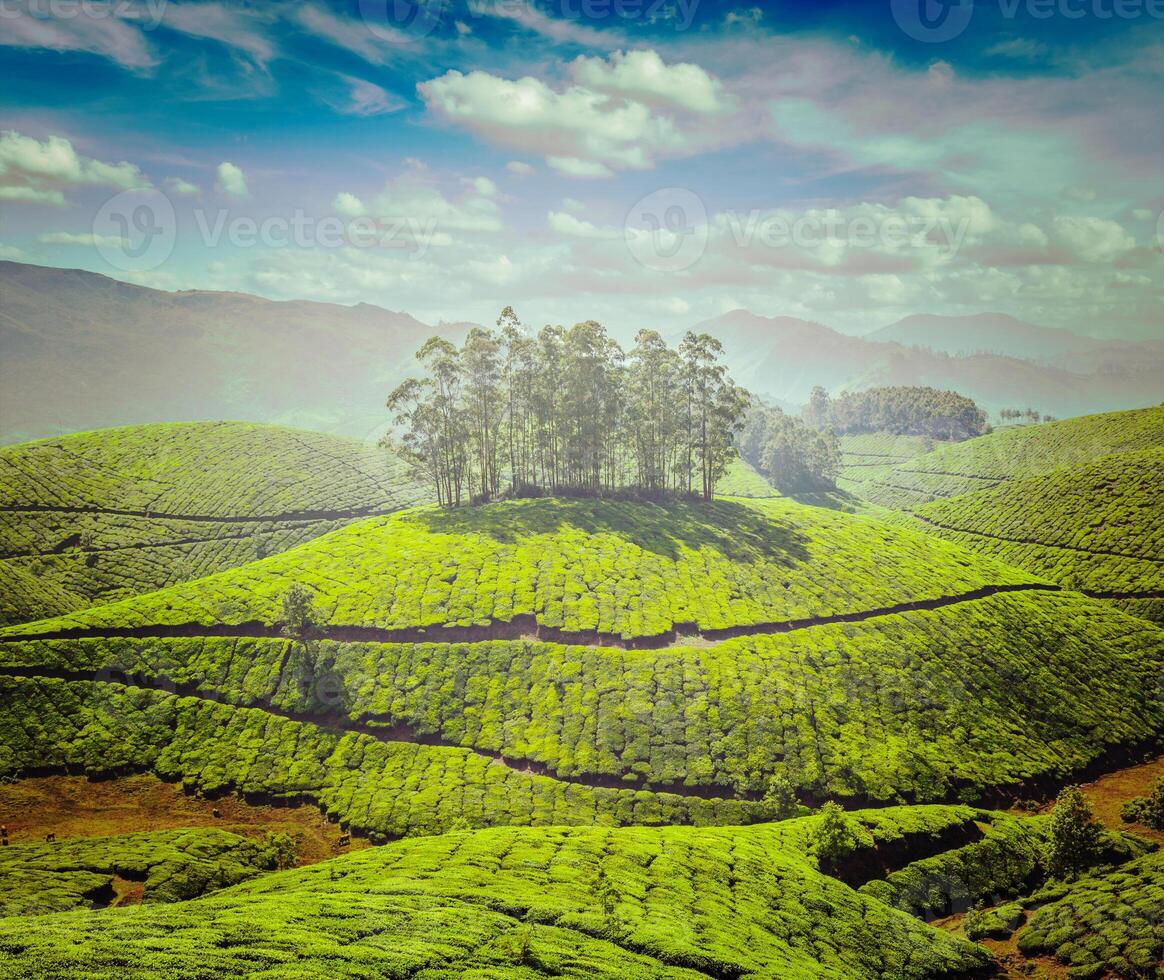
897,448,1163,621
835,432,937,498
0,496,1047,642
0,828,285,916
0,421,430,624
0,807,999,979
858,406,1164,508
3,591,1159,813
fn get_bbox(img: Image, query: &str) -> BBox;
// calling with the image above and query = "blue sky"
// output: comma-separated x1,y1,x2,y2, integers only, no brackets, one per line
1,0,1161,338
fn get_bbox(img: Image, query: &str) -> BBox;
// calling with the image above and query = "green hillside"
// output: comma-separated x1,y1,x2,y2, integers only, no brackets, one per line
0,422,429,625
0,806,1003,978
857,407,1164,508
898,448,1163,621
0,828,292,916
835,432,938,498
0,496,1047,642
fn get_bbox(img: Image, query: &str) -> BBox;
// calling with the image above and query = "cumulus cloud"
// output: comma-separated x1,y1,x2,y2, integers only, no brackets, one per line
419,51,736,177
571,49,732,114
0,131,147,206
333,192,366,218
1049,216,1135,263
215,161,249,197
165,177,199,196
547,211,620,239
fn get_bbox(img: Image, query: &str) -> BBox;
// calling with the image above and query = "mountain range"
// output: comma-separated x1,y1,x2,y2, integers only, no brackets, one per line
2,260,1160,444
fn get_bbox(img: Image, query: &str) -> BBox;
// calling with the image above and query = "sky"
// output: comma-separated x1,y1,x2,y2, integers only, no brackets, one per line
0,0,1162,339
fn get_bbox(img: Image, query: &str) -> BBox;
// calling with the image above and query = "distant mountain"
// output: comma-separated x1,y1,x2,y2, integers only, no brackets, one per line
697,310,1164,419
0,261,466,444
867,313,1104,360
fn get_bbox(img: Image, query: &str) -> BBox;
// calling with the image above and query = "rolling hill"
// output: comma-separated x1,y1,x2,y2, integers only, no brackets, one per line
0,261,467,444
0,806,1041,978
0,421,430,625
847,407,1164,622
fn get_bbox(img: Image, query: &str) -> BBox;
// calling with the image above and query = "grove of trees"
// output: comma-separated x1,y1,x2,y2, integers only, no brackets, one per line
738,403,842,491
807,386,988,440
387,309,749,506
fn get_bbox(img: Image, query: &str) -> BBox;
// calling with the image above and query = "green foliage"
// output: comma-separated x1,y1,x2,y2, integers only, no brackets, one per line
2,589,1160,809
813,802,870,869
280,584,320,641
1045,786,1104,880
0,827,285,916
4,495,1045,642
859,405,1164,508
759,774,803,821
964,901,1025,940
860,812,1048,919
1018,850,1164,978
0,421,429,626
738,404,841,490
892,448,1163,620
1120,777,1164,830
0,814,993,979
825,386,987,440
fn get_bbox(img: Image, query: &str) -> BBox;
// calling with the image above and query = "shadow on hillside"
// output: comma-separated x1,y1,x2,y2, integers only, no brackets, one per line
778,488,865,513
409,497,812,565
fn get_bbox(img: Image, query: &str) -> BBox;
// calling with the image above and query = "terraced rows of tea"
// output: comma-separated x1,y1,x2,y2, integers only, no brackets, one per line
835,433,938,498
0,496,1049,642
2,415,1161,979
857,406,1164,509
0,806,1019,978
0,422,429,625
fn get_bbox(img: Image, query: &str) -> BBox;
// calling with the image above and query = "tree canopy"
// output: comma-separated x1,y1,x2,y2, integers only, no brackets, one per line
387,310,749,506
812,386,987,440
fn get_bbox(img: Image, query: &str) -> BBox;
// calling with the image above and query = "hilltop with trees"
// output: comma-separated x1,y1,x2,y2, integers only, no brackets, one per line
807,385,988,440
388,309,749,506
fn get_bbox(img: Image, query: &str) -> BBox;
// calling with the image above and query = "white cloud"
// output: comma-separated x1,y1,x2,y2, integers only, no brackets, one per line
341,76,406,116
0,243,28,260
571,49,732,115
333,192,366,218
161,3,276,66
479,3,615,47
547,211,619,239
215,161,249,197
38,231,129,247
165,177,199,196
0,3,157,71
0,131,147,207
295,5,399,64
506,161,535,176
419,53,734,177
1050,215,1135,263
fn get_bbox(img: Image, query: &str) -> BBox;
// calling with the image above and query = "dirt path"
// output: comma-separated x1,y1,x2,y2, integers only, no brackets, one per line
0,773,367,866
0,582,1064,651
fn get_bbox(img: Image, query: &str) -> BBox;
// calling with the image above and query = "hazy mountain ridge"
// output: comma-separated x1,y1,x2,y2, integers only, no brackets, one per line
2,262,1160,444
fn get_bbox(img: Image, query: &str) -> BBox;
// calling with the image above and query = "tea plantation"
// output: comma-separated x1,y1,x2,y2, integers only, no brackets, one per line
857,406,1164,508
897,448,1163,621
0,828,292,916
0,808,1000,979
0,422,429,625
0,495,1047,642
2,589,1160,810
